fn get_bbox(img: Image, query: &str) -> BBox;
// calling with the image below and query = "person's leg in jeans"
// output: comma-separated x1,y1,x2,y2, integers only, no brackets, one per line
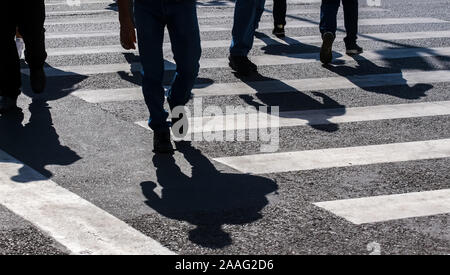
342,0,362,54
0,1,21,112
319,0,340,64
229,0,266,75
165,0,201,110
134,0,168,132
230,0,264,57
18,0,47,94
165,0,201,136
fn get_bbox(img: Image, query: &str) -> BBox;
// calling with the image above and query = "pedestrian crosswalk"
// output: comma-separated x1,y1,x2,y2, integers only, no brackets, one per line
3,0,450,254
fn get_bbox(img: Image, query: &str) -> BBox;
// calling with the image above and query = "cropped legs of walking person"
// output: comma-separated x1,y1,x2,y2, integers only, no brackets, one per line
118,0,201,154
319,0,363,64
0,0,47,114
273,0,287,38
229,0,266,76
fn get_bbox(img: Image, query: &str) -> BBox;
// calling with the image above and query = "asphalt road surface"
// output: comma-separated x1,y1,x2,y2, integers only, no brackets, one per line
0,0,449,255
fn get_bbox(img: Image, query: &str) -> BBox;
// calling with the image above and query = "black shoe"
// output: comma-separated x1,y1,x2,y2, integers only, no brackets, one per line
30,67,46,94
153,130,174,154
0,96,18,114
272,24,286,38
346,43,364,55
229,55,258,76
320,32,335,65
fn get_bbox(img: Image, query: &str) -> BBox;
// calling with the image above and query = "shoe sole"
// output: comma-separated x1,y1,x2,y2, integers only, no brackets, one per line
320,33,335,64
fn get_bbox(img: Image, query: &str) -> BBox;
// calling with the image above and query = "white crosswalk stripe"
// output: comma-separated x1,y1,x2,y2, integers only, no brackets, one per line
45,0,114,6
47,10,116,16
72,70,450,102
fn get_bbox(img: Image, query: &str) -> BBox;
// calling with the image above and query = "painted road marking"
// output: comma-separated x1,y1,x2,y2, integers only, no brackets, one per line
314,189,450,224
0,149,174,255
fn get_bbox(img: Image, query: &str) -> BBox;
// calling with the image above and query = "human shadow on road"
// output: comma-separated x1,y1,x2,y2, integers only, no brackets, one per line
0,63,85,181
231,32,345,132
0,100,81,182
141,141,278,249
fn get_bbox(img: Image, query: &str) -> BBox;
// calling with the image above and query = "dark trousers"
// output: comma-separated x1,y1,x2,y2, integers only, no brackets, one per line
134,0,201,132
230,0,266,57
319,0,359,45
0,0,47,99
273,0,287,26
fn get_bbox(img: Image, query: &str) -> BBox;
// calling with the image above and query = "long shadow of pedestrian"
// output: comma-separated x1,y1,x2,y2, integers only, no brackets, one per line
118,52,215,96
256,24,439,100
141,141,278,249
233,32,345,132
117,53,142,86
106,1,118,12
256,31,344,58
0,63,86,181
234,72,345,132
323,53,434,100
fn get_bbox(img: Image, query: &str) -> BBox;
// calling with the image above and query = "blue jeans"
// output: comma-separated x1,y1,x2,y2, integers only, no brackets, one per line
134,0,201,132
230,0,266,57
319,0,359,46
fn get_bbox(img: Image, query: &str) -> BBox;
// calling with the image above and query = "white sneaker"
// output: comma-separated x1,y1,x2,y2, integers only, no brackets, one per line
15,38,25,59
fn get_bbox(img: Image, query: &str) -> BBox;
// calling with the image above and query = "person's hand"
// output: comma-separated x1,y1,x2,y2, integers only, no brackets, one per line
120,19,136,50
